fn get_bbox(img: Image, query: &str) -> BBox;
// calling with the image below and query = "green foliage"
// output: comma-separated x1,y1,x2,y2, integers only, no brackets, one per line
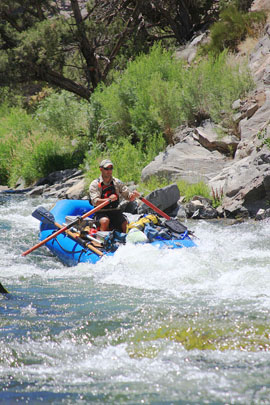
177,180,211,202
0,11,258,191
185,51,254,126
0,103,34,140
137,177,171,196
90,44,185,143
201,6,267,55
0,100,85,186
137,177,212,203
90,44,253,145
0,103,36,184
257,125,270,150
34,90,91,138
84,134,166,187
8,132,78,187
16,18,67,66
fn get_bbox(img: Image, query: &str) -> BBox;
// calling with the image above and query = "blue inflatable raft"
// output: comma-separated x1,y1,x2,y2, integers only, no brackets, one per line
39,199,196,266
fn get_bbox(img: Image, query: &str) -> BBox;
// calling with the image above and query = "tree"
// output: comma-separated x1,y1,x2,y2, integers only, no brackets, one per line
0,0,220,101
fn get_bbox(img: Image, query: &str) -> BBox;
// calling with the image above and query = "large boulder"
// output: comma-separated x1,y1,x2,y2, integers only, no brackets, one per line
138,183,180,215
210,147,270,217
141,132,229,184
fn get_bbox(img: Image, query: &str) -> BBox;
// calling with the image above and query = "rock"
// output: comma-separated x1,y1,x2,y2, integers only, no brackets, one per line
15,177,27,190
138,184,180,215
175,204,187,220
184,196,218,219
236,91,270,160
0,185,9,192
232,99,241,110
255,208,270,220
35,169,83,186
119,200,139,214
175,32,208,64
194,120,239,156
65,178,86,199
27,185,47,196
141,133,229,184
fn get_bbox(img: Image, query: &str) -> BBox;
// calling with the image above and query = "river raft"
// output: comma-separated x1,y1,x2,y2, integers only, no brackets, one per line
39,199,196,266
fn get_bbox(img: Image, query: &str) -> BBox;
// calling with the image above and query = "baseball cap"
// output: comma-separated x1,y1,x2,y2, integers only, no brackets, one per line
99,159,113,168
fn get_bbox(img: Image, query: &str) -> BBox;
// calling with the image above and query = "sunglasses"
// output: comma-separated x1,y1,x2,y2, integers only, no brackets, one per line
103,166,113,171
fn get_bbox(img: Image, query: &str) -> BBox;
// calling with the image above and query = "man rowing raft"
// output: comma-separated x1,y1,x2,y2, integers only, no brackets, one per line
89,159,140,232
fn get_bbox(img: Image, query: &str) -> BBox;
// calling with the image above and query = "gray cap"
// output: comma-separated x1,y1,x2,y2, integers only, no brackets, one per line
99,159,113,168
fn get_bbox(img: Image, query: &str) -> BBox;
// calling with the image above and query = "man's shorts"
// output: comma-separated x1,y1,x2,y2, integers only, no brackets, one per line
94,210,127,232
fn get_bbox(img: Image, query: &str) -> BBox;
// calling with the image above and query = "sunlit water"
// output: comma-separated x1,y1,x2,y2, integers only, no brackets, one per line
1,195,270,404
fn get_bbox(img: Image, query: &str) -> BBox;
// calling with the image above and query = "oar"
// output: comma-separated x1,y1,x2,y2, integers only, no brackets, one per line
139,196,196,237
0,282,9,294
22,199,111,257
31,206,104,257
32,207,103,248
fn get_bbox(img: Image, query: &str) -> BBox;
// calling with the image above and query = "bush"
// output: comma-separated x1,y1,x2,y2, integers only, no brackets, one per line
89,43,253,146
185,51,254,126
34,90,91,138
8,132,80,187
90,44,185,143
177,180,211,201
0,104,37,185
0,101,85,186
84,134,165,186
201,6,267,55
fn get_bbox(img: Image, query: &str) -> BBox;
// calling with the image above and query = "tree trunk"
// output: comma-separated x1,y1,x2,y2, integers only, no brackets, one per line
70,0,101,90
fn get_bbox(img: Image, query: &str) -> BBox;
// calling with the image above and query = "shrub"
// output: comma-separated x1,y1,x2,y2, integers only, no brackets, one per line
89,43,253,146
34,90,91,138
0,103,37,185
84,134,165,186
90,44,185,143
186,51,254,126
8,132,80,187
201,6,267,55
0,103,34,140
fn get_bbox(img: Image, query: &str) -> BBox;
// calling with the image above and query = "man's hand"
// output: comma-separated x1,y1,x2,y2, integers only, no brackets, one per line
129,190,141,202
109,194,118,202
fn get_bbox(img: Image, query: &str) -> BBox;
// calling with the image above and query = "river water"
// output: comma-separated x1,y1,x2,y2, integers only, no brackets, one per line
0,195,270,404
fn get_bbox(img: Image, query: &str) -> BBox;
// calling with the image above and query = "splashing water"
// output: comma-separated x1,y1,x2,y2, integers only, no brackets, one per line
1,195,270,404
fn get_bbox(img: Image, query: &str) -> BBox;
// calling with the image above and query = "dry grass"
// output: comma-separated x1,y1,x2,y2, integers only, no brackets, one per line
237,36,260,56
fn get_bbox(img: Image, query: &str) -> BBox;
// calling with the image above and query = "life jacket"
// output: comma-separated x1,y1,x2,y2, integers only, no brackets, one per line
99,180,119,209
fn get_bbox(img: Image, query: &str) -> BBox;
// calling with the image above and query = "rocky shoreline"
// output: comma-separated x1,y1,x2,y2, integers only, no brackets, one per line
1,2,270,222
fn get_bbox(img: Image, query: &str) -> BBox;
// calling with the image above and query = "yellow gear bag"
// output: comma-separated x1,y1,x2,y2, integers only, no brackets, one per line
126,214,159,232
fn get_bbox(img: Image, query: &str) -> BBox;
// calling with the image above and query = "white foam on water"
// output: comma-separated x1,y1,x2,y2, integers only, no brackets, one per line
1,198,270,403
72,219,270,308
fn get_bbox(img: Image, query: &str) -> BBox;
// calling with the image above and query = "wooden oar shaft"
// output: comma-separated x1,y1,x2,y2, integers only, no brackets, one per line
22,199,110,257
54,221,103,257
140,196,170,220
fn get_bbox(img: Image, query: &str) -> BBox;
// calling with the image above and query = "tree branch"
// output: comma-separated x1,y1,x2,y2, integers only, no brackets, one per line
70,0,101,90
102,0,143,79
36,65,91,100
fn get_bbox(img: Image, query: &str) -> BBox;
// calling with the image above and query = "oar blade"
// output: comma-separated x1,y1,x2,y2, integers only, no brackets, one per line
0,282,9,294
22,199,111,257
32,206,55,224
